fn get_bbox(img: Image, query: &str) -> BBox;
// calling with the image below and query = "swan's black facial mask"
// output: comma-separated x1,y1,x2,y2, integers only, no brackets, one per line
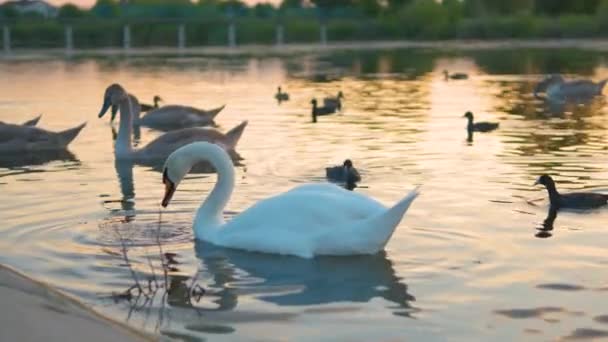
162,168,176,208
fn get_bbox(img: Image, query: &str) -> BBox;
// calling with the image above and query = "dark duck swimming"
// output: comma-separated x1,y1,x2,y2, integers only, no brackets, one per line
534,174,608,210
326,159,361,190
463,111,499,133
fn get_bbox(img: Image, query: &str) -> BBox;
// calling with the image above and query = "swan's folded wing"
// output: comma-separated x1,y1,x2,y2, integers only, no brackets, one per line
141,128,228,157
215,185,385,257
0,124,50,143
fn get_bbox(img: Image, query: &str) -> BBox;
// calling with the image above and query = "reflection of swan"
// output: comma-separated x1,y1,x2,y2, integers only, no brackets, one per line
195,241,416,310
534,75,607,102
161,142,419,258
0,121,85,152
114,159,136,213
98,84,246,167
0,149,77,169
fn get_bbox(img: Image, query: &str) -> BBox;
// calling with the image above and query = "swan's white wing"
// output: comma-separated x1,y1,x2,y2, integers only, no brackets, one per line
141,106,208,127
214,184,386,257
138,128,230,160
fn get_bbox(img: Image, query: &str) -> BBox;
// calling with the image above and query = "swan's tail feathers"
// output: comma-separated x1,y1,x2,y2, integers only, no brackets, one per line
22,114,42,126
202,105,226,119
359,186,420,253
224,120,248,150
57,122,86,147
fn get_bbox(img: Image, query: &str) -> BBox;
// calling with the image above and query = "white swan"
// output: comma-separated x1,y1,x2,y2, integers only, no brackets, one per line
109,93,225,131
98,84,246,165
0,121,85,152
0,114,42,127
161,142,420,258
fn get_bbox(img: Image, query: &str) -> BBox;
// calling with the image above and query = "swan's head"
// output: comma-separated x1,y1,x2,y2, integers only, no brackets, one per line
99,84,128,119
161,142,227,207
463,111,474,120
311,98,317,106
337,91,344,99
343,159,353,169
153,95,163,103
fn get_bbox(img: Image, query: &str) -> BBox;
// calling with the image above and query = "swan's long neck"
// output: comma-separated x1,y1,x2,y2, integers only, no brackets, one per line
191,145,235,240
116,97,134,157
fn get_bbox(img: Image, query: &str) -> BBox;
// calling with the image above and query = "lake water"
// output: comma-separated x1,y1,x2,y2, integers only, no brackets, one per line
2,47,608,341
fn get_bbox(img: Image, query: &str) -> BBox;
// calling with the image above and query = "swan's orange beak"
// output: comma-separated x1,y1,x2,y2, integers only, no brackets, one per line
162,169,176,208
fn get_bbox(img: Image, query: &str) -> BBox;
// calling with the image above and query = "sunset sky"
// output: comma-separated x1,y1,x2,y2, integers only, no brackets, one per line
42,0,280,8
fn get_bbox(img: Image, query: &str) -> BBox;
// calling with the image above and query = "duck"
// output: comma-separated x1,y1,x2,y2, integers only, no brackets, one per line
161,142,419,258
0,114,42,127
326,159,361,190
534,74,607,102
323,91,344,111
443,70,469,80
534,174,608,210
311,99,337,123
0,120,85,152
326,159,361,191
275,86,289,102
98,84,246,166
463,111,499,133
109,94,225,131
139,95,162,112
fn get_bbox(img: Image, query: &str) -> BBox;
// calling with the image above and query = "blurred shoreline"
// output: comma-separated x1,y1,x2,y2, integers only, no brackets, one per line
0,263,154,342
3,39,608,60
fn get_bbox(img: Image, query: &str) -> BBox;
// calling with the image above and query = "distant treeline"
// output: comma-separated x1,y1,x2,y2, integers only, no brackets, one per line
2,0,608,48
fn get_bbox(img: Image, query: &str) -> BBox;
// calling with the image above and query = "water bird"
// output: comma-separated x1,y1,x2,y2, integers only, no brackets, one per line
311,99,337,123
463,112,499,133
161,142,420,258
99,84,246,165
110,94,225,131
275,86,289,102
0,121,85,152
139,95,162,112
326,159,361,190
0,114,42,127
534,174,608,210
443,70,469,80
534,75,607,102
323,91,344,111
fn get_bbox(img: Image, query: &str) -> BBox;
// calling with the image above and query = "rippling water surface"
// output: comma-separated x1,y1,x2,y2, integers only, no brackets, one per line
2,48,608,341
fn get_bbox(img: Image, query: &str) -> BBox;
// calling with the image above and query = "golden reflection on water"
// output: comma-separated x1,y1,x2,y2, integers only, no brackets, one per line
1,49,608,340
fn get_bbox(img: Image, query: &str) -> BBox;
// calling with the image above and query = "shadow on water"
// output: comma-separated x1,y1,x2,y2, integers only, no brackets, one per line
194,241,417,315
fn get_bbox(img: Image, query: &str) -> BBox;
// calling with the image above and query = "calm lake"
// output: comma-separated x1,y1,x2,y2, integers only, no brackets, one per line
1,47,608,341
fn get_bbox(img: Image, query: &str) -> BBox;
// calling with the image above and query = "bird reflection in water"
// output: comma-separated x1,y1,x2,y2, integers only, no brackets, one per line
536,207,557,239
194,241,417,316
0,149,78,170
